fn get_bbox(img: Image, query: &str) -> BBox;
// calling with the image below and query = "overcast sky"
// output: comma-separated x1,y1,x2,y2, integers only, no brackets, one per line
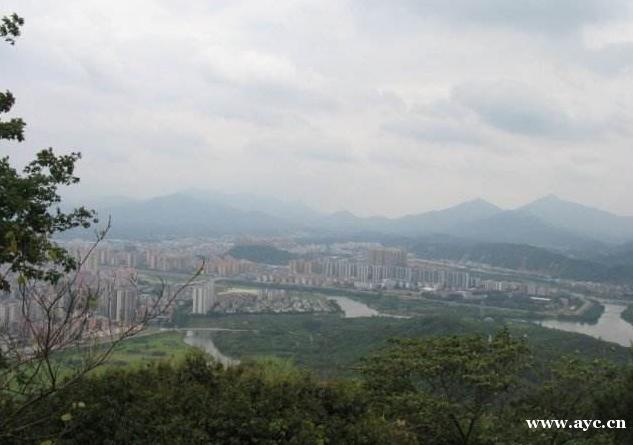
3,0,633,217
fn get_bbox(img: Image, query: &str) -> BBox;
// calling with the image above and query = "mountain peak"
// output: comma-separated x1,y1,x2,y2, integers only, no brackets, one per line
453,198,501,212
523,194,595,212
531,194,564,204
329,210,359,219
471,197,498,205
518,194,633,244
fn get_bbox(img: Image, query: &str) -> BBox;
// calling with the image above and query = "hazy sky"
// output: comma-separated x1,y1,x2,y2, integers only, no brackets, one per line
3,0,633,217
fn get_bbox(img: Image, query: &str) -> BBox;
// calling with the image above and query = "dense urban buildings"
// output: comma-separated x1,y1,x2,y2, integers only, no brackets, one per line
2,235,629,345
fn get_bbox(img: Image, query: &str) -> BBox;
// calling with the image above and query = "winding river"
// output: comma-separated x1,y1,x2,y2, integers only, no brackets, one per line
537,303,633,347
183,298,633,362
183,330,239,366
181,296,403,364
327,297,633,346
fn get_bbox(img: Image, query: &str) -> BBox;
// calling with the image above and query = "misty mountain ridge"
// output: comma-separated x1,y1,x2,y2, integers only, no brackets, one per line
74,192,633,252
517,194,633,243
92,192,299,239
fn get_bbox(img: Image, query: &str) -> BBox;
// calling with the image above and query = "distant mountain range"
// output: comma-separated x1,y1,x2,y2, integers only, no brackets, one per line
91,192,297,238
518,194,633,244
70,191,633,253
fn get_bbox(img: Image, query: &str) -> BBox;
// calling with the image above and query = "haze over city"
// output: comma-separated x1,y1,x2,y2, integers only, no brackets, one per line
8,3,633,443
3,0,633,217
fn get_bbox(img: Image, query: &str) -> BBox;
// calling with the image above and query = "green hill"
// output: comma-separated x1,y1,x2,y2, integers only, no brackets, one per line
411,240,633,284
227,244,296,265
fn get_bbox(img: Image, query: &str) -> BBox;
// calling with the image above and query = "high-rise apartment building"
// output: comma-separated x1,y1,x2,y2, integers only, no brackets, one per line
98,283,137,324
115,287,137,324
192,281,216,315
0,299,21,330
368,248,408,267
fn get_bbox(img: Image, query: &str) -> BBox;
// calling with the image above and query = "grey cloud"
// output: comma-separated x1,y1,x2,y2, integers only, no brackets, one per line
5,0,633,215
197,54,339,115
297,148,355,163
240,83,339,113
359,0,630,34
188,83,317,128
366,152,422,170
383,80,624,144
383,117,484,146
452,81,596,139
583,43,633,75
245,135,357,164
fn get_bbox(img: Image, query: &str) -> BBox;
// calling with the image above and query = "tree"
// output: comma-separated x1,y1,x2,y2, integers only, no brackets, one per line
515,357,623,445
0,13,98,293
0,13,23,46
0,150,97,291
360,329,529,445
14,351,418,444
0,13,203,441
0,14,25,144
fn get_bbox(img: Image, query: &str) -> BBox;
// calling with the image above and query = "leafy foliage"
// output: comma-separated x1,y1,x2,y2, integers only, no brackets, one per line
0,13,97,291
0,13,23,45
0,90,25,142
4,330,632,444
0,150,98,290
11,351,416,444
361,329,529,444
513,357,622,444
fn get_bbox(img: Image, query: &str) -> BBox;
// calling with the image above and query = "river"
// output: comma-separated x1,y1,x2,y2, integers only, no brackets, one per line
327,296,380,317
327,296,410,318
183,299,633,362
181,296,405,363
537,303,633,347
183,330,239,366
329,297,633,346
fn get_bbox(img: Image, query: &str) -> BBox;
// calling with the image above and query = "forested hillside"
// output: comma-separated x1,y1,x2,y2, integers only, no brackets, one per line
5,331,633,445
411,240,633,284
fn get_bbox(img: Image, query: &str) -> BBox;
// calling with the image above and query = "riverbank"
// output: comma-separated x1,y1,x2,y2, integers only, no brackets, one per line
218,279,604,323
537,303,633,347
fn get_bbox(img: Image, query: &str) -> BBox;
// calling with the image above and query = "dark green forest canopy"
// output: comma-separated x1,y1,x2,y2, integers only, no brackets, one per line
6,331,633,445
226,244,296,265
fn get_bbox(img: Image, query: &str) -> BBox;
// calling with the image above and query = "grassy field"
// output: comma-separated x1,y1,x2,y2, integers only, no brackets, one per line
105,332,192,367
58,331,193,373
